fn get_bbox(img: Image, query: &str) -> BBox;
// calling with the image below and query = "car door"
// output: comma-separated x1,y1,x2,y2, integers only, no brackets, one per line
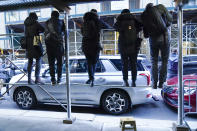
39,60,74,102
70,59,103,105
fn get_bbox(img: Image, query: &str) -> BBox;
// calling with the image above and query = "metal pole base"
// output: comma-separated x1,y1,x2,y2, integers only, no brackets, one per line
63,117,76,124
172,123,190,131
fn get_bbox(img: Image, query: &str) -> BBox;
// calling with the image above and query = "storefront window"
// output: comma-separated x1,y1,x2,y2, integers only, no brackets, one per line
111,0,129,10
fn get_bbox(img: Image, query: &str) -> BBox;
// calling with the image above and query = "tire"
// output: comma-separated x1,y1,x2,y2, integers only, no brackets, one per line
101,90,130,115
14,87,37,109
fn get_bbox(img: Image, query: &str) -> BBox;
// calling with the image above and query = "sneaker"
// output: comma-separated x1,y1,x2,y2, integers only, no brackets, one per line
123,80,129,87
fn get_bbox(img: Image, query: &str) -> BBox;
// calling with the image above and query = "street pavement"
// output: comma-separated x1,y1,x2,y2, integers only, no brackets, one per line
0,87,197,131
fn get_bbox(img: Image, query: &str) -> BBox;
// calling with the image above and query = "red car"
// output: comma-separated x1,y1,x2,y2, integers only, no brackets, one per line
162,75,197,112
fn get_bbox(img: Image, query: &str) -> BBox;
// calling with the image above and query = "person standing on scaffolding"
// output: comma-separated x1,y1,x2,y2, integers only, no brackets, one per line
45,11,65,86
24,12,44,84
81,9,110,87
113,9,143,87
141,3,172,89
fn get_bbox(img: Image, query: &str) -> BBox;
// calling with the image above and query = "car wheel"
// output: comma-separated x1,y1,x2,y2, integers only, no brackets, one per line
14,88,36,109
101,90,130,115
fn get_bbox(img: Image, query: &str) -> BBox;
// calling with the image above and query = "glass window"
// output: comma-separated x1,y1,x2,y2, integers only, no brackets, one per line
70,6,76,15
70,59,105,73
111,0,129,10
19,11,28,21
40,8,51,18
109,59,145,71
76,4,88,14
8,11,19,22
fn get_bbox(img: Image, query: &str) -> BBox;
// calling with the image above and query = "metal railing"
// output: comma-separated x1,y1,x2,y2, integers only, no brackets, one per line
183,79,197,131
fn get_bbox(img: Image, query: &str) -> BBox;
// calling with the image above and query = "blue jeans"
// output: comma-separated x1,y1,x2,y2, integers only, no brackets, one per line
27,57,42,81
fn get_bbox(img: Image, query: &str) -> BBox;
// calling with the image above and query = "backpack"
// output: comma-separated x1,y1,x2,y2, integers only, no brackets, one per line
82,19,99,39
45,20,61,43
120,18,137,45
141,6,167,37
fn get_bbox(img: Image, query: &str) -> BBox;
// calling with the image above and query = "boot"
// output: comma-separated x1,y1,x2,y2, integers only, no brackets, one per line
152,82,157,89
28,74,34,85
28,78,34,85
131,81,136,87
90,80,94,87
57,77,62,85
86,79,92,84
51,78,56,86
123,80,129,87
158,82,163,89
35,77,44,85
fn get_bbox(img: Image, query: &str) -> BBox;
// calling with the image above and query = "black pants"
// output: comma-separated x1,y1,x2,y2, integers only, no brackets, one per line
47,51,63,82
120,53,137,82
150,36,170,85
27,57,41,81
84,51,99,80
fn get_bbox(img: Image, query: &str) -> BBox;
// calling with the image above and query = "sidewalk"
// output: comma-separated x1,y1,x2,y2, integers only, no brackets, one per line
0,108,174,131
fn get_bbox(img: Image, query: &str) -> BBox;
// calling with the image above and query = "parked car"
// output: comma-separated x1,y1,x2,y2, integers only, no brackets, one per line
162,75,197,112
9,55,152,114
168,55,197,79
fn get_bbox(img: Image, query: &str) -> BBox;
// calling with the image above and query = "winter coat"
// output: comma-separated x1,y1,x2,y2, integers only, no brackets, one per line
113,13,143,54
81,12,110,54
142,4,173,42
24,17,44,58
45,17,65,55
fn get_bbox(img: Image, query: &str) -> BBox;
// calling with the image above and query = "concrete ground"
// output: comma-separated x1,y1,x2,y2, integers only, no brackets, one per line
0,108,174,131
0,87,196,131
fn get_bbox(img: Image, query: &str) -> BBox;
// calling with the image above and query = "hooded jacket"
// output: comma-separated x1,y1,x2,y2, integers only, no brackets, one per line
142,4,172,41
24,17,44,58
114,13,142,54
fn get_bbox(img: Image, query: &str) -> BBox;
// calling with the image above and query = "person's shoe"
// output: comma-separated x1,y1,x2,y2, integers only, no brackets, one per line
35,78,44,85
28,80,34,85
90,81,94,87
152,83,157,89
131,82,136,87
86,79,92,84
51,80,56,86
57,78,62,85
123,80,129,87
158,82,163,89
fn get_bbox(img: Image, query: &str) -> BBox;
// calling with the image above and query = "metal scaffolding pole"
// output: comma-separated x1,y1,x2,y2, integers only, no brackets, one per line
177,5,184,126
63,11,75,124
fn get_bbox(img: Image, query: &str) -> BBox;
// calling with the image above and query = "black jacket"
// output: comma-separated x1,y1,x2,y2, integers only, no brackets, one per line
24,17,44,58
142,4,173,41
113,13,143,54
81,12,110,54
45,17,65,54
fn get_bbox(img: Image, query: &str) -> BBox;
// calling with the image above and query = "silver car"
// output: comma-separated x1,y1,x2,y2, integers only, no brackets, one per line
9,55,152,114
